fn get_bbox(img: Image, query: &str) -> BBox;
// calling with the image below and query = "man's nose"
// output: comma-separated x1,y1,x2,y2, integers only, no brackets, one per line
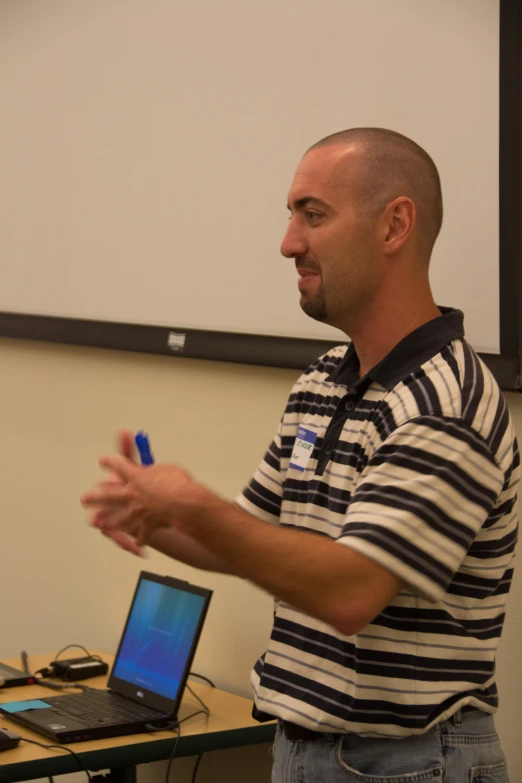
280,219,308,258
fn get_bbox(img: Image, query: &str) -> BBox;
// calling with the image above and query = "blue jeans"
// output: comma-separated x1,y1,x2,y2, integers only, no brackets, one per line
271,709,509,782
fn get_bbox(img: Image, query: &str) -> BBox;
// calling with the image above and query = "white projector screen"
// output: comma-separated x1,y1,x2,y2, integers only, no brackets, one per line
0,0,520,386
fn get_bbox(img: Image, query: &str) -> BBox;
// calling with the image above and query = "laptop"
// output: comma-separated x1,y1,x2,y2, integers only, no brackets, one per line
0,571,212,743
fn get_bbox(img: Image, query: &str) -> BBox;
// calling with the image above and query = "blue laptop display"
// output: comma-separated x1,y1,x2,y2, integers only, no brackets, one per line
112,576,208,700
0,571,212,743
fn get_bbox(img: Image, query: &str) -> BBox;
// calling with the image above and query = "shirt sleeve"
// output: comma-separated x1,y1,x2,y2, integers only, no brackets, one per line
337,415,505,602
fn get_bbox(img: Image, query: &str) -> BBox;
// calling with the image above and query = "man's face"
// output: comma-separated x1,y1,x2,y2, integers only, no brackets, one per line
281,144,382,335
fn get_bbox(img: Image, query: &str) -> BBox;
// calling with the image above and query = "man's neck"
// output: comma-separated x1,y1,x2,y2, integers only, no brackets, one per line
348,295,442,379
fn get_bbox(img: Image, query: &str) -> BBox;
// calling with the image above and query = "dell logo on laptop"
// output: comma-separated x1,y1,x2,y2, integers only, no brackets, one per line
136,691,144,698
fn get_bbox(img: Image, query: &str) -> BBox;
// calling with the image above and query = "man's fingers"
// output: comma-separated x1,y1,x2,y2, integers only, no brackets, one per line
98,454,138,481
91,506,143,543
95,505,143,538
83,438,148,557
87,509,141,552
90,510,106,529
118,430,136,462
107,530,144,556
95,507,156,547
101,474,125,486
80,481,129,507
135,523,152,548
94,517,144,556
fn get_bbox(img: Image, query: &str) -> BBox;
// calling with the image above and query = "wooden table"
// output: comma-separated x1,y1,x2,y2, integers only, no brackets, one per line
0,653,275,783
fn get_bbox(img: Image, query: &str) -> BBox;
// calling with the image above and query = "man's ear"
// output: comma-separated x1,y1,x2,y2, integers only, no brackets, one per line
381,197,416,256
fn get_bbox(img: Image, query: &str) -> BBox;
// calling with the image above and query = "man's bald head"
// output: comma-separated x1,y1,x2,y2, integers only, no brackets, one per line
308,128,443,260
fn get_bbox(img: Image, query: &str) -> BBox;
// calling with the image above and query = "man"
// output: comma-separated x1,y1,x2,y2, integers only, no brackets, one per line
82,129,518,781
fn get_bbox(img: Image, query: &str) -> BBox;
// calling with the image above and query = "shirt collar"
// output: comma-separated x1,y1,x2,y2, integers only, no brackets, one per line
327,307,465,392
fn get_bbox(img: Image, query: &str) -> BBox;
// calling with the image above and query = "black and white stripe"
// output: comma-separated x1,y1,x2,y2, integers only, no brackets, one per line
238,310,519,737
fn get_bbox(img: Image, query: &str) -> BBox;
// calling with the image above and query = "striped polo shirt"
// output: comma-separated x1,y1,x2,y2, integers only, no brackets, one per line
237,308,519,738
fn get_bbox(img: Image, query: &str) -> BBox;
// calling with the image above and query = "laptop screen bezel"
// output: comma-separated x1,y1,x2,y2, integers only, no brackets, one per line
107,570,212,717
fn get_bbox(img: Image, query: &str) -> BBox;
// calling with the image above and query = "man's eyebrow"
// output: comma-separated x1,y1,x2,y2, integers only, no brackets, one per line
286,196,332,212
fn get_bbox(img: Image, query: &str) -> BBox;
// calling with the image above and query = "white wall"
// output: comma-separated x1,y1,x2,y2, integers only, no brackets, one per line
1,338,290,782
1,337,522,781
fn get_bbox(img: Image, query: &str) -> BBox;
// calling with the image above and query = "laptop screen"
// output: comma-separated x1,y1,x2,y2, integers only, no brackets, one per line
111,573,210,704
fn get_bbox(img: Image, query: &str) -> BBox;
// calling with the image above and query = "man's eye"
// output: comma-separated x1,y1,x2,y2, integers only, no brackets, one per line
305,211,321,224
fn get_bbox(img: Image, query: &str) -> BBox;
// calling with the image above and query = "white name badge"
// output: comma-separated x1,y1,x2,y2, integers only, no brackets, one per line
289,427,318,472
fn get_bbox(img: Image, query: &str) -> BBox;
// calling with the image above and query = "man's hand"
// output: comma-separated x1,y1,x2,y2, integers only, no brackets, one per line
90,430,143,555
82,432,403,631
82,429,202,547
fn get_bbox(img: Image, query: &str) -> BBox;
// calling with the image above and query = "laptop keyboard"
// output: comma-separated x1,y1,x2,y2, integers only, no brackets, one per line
45,690,165,726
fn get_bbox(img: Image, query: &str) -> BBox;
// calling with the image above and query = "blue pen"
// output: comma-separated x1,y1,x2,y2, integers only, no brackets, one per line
135,431,154,465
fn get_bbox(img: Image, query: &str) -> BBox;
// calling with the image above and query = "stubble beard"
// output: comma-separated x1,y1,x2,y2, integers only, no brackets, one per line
300,281,328,322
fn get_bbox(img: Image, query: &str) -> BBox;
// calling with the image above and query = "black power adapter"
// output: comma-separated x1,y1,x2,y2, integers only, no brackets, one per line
50,656,108,682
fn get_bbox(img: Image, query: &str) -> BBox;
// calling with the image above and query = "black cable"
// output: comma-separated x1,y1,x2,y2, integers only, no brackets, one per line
52,646,102,663
164,722,181,783
32,670,93,692
190,753,204,783
185,683,210,716
178,709,210,725
42,681,92,691
20,651,30,674
188,672,215,688
21,646,97,691
19,652,211,783
160,708,210,783
21,737,92,782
